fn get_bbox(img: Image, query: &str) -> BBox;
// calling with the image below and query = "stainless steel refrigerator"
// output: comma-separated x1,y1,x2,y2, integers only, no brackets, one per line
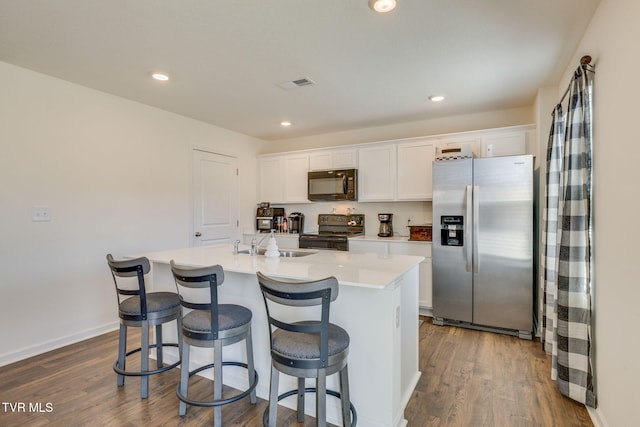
432,154,533,339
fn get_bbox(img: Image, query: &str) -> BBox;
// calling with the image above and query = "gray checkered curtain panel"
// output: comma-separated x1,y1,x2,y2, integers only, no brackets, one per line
541,104,564,356
541,65,596,408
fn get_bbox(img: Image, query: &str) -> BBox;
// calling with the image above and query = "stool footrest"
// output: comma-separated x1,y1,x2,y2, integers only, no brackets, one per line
176,361,259,408
113,343,180,377
262,387,357,427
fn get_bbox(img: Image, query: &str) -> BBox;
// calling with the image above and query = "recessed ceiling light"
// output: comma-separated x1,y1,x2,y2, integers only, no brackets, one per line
368,0,397,13
280,121,292,127
429,95,445,102
152,73,169,81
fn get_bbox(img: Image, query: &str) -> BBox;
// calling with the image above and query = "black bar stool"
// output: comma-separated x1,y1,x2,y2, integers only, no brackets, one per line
106,254,182,398
256,271,356,427
170,261,258,426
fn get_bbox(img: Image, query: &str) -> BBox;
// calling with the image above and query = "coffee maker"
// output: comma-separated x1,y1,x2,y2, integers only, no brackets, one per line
289,212,304,234
378,213,394,237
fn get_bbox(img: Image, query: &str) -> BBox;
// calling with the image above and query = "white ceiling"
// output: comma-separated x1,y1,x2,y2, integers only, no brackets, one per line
0,0,600,141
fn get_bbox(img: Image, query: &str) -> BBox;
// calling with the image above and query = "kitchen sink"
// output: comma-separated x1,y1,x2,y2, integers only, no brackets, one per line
236,249,317,257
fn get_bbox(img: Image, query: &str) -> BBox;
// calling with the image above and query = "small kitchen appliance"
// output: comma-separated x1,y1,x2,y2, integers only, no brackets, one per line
289,212,304,234
307,169,357,201
299,214,365,251
256,203,284,232
377,213,393,237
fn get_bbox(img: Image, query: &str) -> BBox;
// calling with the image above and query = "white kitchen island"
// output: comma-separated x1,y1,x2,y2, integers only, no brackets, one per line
133,244,423,427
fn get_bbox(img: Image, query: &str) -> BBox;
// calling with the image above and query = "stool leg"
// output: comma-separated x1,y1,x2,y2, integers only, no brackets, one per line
268,365,279,427
176,316,183,363
245,328,257,404
316,368,327,427
214,340,223,426
116,324,127,387
297,377,305,422
155,325,163,368
141,320,149,399
178,343,190,416
340,365,351,426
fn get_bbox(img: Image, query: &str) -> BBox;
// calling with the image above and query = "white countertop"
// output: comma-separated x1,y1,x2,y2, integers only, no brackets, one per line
136,244,424,290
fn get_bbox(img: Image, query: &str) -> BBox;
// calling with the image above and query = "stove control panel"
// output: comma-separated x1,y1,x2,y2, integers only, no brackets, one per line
318,214,365,226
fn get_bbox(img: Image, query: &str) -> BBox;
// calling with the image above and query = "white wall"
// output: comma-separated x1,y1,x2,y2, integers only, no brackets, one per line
0,62,265,365
554,1,640,425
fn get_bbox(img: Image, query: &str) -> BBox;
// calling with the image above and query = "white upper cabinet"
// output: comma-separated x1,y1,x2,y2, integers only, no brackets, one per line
309,148,358,171
258,125,535,204
258,156,284,203
283,153,310,203
480,128,533,157
438,134,482,158
396,139,436,200
258,153,309,204
358,144,397,201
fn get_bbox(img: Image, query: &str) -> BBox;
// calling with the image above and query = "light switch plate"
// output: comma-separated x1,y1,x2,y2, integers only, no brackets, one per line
32,206,51,222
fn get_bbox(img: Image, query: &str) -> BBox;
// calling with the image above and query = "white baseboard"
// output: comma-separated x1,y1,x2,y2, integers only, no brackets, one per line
587,405,608,427
0,321,119,368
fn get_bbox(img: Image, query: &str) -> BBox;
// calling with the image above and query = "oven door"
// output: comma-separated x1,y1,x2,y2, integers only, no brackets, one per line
299,234,349,251
307,169,357,201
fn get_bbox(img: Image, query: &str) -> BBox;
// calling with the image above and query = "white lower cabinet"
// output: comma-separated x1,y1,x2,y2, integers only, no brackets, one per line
349,239,432,313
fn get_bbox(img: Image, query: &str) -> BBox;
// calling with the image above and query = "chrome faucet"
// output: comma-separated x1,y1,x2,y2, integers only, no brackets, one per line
233,240,241,254
251,232,270,255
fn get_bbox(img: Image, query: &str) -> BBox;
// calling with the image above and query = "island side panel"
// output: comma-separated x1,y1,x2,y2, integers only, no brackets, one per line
399,265,421,423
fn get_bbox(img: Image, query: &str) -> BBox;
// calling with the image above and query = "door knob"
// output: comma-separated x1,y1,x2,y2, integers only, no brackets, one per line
195,232,202,237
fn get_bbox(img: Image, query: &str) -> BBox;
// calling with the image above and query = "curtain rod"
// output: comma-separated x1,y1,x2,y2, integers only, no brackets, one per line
558,55,594,105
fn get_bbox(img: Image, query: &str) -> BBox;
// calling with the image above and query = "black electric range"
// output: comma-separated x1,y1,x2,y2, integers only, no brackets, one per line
298,214,365,251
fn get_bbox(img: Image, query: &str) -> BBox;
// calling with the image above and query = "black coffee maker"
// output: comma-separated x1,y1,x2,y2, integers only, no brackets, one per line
378,213,393,237
289,212,304,234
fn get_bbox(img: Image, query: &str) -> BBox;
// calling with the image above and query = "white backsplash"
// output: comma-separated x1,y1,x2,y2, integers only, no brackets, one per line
270,201,432,236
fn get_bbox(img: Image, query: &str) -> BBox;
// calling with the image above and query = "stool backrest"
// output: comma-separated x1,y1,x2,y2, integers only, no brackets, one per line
256,271,339,368
106,254,151,320
170,260,225,340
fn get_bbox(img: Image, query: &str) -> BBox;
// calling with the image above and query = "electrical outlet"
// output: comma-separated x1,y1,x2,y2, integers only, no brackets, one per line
32,206,51,222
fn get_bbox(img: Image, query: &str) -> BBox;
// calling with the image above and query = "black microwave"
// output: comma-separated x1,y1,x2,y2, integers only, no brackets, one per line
307,169,357,201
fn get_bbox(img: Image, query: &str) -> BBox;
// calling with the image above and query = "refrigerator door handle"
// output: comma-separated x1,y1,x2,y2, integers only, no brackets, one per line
473,185,480,273
465,184,473,272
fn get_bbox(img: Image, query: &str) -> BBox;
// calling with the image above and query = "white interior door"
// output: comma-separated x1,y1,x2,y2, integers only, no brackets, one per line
192,150,238,246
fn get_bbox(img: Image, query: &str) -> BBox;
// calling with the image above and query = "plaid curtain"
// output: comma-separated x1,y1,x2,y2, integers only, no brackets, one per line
541,64,596,408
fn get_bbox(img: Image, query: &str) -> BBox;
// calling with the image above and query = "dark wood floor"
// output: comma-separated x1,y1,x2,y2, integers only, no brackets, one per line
0,318,592,426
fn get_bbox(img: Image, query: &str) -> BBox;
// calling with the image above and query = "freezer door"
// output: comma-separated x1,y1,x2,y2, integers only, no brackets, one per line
473,155,533,332
432,158,473,323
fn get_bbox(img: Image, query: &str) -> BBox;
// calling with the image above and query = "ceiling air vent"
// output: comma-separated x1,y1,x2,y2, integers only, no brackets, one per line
277,77,316,90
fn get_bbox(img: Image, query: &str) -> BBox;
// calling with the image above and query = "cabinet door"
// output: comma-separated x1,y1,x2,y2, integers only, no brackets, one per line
309,151,333,171
258,157,284,203
439,135,481,158
332,149,358,169
358,144,396,201
283,154,309,203
481,130,528,157
419,258,432,309
348,240,389,254
397,140,435,200
309,148,357,171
